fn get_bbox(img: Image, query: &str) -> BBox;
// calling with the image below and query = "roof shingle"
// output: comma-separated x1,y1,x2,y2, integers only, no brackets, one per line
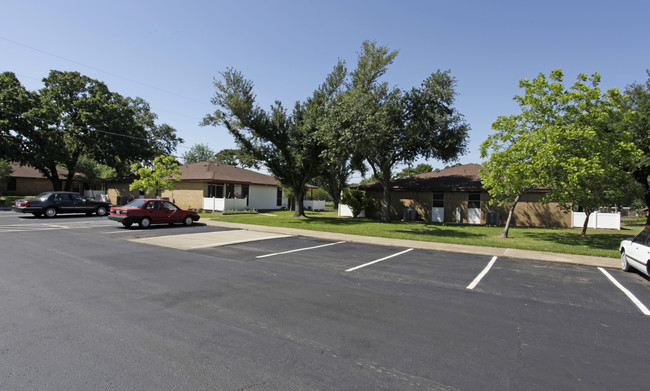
357,163,484,191
179,161,279,186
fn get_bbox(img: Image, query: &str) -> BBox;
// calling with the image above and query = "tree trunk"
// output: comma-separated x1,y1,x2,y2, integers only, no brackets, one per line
63,170,76,192
331,182,341,210
292,188,306,217
48,176,63,191
379,185,391,223
501,194,521,238
581,210,591,237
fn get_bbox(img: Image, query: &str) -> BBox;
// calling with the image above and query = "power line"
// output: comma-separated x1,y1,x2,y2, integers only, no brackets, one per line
0,108,193,150
0,36,212,107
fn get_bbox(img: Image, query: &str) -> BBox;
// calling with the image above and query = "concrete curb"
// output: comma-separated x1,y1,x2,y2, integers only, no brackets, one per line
202,219,620,269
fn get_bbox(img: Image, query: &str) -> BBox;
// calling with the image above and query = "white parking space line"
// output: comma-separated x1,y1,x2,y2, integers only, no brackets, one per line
345,248,414,272
256,241,346,259
0,227,59,233
466,256,498,290
599,267,650,316
0,223,69,232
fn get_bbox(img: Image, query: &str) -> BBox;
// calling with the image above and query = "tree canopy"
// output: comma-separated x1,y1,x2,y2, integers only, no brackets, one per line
213,148,259,169
203,62,347,217
481,69,639,236
340,41,470,222
182,143,215,165
130,155,182,197
624,72,650,224
0,71,182,191
203,41,469,220
395,163,434,178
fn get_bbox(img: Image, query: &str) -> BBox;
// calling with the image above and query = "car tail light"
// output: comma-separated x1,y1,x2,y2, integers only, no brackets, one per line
16,200,29,207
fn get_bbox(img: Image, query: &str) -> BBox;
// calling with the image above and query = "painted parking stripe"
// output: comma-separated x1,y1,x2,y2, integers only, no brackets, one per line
345,248,414,272
599,267,650,316
256,241,346,259
466,256,497,290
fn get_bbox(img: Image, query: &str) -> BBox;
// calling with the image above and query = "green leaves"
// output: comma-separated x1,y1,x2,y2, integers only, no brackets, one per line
1,70,182,190
130,155,182,196
182,143,216,165
482,69,641,236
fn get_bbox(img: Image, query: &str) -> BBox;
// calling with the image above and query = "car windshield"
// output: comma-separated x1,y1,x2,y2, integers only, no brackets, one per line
124,199,147,208
35,192,52,201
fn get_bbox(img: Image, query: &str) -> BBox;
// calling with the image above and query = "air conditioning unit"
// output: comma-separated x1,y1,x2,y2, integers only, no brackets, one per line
487,211,499,225
403,208,416,222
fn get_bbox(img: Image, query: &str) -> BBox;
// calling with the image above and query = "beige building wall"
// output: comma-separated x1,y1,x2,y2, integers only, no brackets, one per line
161,182,204,210
491,193,571,228
364,189,571,228
4,178,81,196
106,183,141,205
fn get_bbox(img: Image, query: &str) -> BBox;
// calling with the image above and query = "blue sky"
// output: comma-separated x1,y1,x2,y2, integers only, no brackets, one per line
2,0,649,180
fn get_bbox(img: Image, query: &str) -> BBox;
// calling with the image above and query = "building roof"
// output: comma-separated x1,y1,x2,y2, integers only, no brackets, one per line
9,163,73,179
357,163,484,191
179,161,279,186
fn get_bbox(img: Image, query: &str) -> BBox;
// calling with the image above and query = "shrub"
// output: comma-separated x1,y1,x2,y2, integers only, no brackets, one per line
341,189,373,218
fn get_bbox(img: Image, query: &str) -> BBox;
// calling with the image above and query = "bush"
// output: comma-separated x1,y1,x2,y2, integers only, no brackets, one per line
341,189,373,218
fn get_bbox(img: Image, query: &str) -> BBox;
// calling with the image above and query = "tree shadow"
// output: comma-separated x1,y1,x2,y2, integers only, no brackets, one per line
517,230,627,252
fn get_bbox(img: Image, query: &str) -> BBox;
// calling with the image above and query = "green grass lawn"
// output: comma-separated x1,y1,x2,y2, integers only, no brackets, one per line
200,209,645,259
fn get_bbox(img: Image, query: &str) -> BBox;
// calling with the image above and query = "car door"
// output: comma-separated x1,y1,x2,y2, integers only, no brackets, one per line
161,201,182,223
628,228,650,268
144,200,166,224
53,193,75,213
71,194,93,213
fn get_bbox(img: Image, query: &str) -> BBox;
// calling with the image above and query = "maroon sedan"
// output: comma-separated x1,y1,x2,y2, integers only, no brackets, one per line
109,199,200,228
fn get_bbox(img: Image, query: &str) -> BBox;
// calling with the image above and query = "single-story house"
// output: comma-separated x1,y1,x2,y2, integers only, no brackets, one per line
354,163,572,228
106,161,288,211
0,163,85,196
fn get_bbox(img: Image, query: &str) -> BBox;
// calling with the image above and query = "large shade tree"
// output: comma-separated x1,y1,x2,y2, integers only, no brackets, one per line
0,71,182,190
624,72,650,224
213,148,259,168
203,62,347,217
182,143,216,165
341,41,470,222
481,69,639,236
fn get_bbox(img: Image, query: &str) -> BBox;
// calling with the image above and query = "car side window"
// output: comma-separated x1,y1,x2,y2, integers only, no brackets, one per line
146,201,159,210
162,201,178,211
633,229,650,245
72,195,86,201
55,194,72,201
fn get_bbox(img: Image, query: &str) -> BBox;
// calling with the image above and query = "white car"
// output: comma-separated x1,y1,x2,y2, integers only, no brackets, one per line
619,227,650,277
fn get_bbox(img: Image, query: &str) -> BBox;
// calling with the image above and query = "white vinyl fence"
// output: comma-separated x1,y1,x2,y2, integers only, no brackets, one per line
304,200,326,211
571,211,620,230
338,204,365,218
202,197,248,212
84,190,108,202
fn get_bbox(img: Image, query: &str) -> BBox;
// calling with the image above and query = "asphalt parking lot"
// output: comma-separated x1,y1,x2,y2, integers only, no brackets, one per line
1,211,649,390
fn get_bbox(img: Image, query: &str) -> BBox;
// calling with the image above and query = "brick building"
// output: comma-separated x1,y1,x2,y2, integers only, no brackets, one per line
356,163,571,228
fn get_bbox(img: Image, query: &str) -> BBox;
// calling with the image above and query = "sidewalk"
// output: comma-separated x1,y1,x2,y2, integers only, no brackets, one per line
202,219,620,269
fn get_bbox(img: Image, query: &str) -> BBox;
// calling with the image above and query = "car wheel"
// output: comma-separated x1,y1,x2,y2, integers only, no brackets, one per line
96,206,108,216
183,215,194,226
139,217,151,229
122,222,132,228
621,251,631,272
44,207,57,218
